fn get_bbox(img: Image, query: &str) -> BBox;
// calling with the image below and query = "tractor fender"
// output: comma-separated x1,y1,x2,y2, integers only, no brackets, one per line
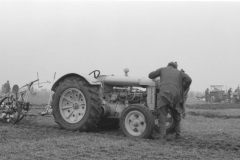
51,73,101,92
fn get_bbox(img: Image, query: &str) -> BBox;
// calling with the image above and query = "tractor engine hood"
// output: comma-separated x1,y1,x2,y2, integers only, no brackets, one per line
99,75,156,87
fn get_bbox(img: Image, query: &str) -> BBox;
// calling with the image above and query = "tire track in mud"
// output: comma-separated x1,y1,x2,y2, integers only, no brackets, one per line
13,122,76,134
169,134,240,153
187,111,240,119
186,103,240,110
1,118,123,138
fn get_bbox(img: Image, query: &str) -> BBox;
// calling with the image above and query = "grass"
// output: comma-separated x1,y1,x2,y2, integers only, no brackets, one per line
184,113,240,135
28,93,50,105
186,97,207,105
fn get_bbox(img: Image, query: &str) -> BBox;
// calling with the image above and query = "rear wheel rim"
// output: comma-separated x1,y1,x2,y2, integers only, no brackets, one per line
155,109,174,129
60,88,87,124
210,96,215,102
125,110,147,136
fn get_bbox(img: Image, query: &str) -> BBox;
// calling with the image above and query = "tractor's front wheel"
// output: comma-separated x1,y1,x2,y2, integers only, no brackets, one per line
52,77,102,131
120,105,155,138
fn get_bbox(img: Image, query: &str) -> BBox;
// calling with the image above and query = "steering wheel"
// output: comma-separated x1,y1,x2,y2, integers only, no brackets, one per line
89,70,100,78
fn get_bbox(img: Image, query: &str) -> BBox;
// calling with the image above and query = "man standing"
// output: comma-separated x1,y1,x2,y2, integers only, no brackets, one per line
148,62,192,139
4,81,11,93
235,86,240,92
205,88,209,103
228,88,232,103
235,86,240,102
2,84,5,93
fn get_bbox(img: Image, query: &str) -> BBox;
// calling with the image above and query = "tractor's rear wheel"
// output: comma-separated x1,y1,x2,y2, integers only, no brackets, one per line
52,77,101,131
210,96,216,102
230,98,236,104
154,108,176,134
120,105,155,139
224,98,229,103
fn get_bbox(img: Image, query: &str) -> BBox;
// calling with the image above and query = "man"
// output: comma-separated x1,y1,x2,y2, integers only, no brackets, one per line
2,84,5,93
4,81,11,93
235,86,240,92
149,62,192,139
180,69,190,118
205,88,209,103
228,88,232,103
235,87,240,102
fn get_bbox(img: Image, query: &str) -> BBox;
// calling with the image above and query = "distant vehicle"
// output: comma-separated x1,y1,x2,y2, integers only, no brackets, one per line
209,85,229,103
196,96,205,101
230,91,240,104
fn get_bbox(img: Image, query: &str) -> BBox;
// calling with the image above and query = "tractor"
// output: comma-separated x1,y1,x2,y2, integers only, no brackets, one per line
209,85,229,103
229,91,240,104
51,69,176,138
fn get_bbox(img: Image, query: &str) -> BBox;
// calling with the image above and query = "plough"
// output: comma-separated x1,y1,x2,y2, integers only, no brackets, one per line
0,73,52,123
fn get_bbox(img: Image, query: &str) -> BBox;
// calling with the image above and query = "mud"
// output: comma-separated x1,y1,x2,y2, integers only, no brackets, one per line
2,117,240,160
187,111,240,119
168,134,240,152
2,118,240,153
186,103,240,110
1,107,240,159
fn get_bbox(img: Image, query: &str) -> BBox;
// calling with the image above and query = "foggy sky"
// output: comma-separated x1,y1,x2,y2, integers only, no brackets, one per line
0,0,240,92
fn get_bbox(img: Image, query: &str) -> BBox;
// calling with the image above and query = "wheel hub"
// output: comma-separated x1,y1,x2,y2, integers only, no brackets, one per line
59,88,87,124
73,103,79,109
132,120,140,127
125,110,147,136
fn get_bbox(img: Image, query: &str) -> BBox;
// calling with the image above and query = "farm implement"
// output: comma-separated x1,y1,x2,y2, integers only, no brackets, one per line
0,73,49,124
0,69,176,139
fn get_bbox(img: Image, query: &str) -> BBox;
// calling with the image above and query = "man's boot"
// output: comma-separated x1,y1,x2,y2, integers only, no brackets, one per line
174,121,182,139
158,123,166,140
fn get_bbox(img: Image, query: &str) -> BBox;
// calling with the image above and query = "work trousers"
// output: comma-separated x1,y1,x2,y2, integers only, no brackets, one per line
205,95,209,102
157,105,181,137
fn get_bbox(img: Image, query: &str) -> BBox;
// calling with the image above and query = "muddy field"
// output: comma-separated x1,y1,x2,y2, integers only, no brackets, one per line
1,101,240,160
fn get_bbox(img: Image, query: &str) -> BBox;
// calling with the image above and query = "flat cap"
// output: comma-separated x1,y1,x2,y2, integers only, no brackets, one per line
168,62,178,69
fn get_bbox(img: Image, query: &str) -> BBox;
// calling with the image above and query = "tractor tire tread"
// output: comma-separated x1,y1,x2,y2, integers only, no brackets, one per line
52,76,101,132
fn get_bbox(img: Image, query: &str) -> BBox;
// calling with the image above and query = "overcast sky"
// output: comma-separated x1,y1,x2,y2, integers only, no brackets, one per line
0,0,240,92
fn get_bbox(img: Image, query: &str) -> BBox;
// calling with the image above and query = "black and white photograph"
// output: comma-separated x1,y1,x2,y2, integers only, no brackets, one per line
0,0,240,159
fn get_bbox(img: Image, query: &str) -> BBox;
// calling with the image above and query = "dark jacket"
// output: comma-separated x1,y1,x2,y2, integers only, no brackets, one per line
205,89,209,96
228,89,232,96
149,66,192,112
4,82,10,93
